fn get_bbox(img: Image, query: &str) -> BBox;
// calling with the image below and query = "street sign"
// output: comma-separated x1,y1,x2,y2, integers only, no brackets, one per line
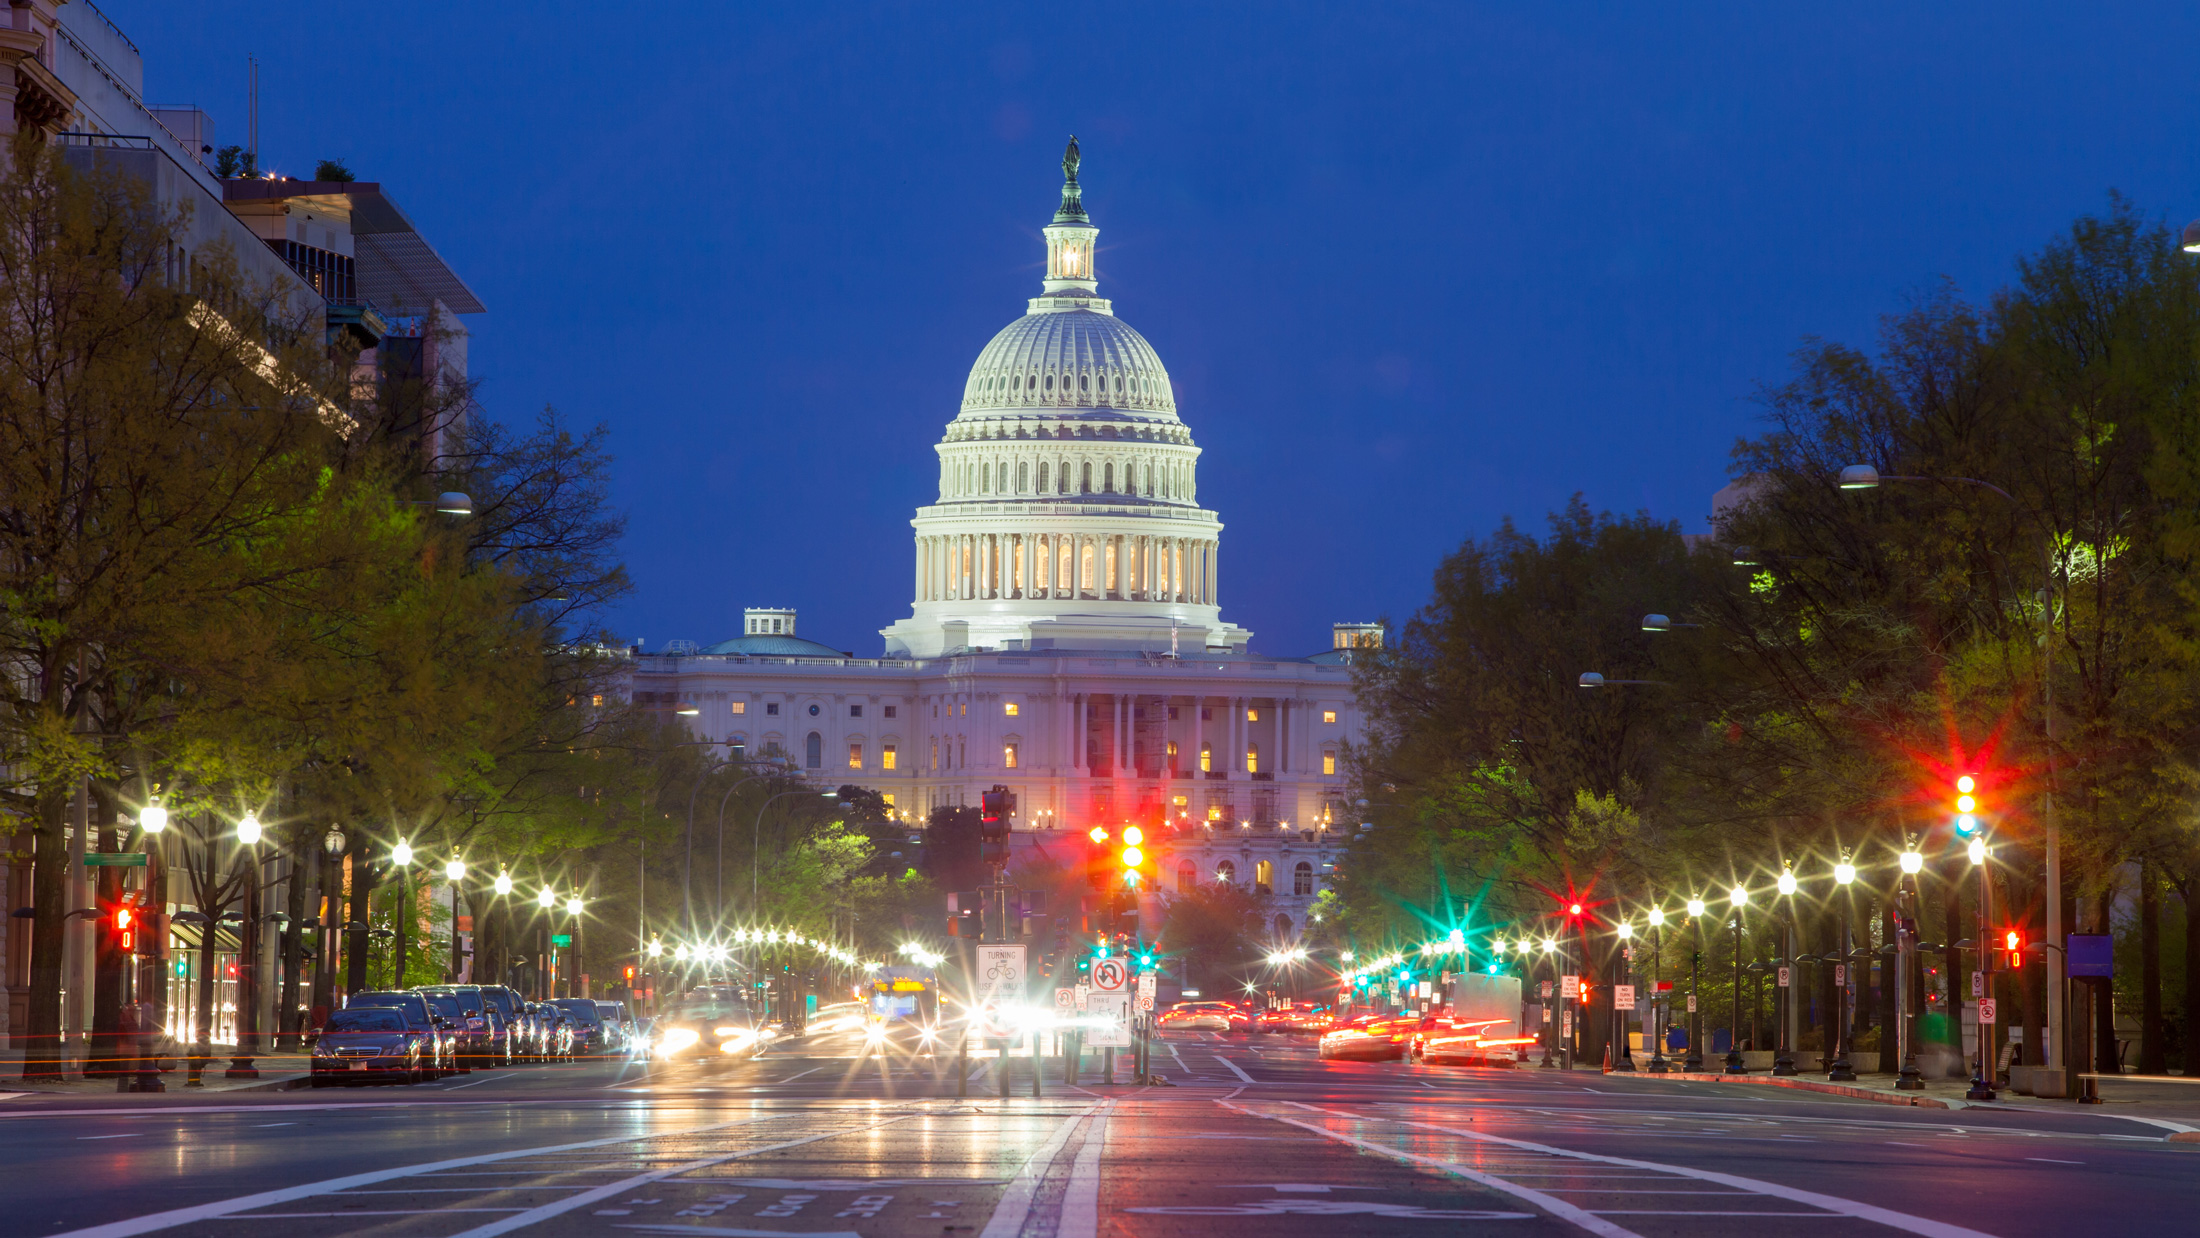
1137,972,1157,1001
1560,975,1579,1000
1074,981,1091,1010
1834,965,1846,986
1135,991,1154,1013
1562,1011,1573,1037
1539,980,1552,999
1054,987,1075,1011
1971,971,1984,999
83,853,147,867
1979,997,1997,1024
1686,994,1697,1013
1091,957,1128,992
1776,966,1790,988
975,944,1026,1003
551,934,572,946
1653,980,1673,992
1087,991,1132,1047
1614,985,1636,1011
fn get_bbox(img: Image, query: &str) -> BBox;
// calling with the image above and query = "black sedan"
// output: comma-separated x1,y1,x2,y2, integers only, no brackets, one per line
311,1007,429,1084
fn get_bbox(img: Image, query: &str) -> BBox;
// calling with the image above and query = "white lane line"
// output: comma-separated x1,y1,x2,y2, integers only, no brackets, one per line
78,1133,144,1140
2107,1115,2200,1134
614,1226,860,1238
252,1123,297,1128
1218,1100,1638,1237
778,1067,823,1083
1313,1106,2004,1238
1060,1102,1113,1238
2025,1158,2084,1165
236,1211,524,1218
44,1114,780,1238
446,1113,917,1237
979,1099,1106,1238
1213,1056,1255,1084
443,1073,508,1091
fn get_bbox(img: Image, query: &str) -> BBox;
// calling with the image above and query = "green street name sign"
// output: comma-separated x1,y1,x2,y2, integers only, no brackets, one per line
551,934,573,946
83,852,148,867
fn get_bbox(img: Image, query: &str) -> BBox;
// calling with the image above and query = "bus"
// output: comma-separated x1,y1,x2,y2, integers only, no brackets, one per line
865,966,939,1042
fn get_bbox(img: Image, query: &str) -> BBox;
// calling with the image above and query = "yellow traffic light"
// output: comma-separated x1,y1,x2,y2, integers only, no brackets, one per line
1121,845,1144,868
1088,825,1109,844
1123,825,1144,846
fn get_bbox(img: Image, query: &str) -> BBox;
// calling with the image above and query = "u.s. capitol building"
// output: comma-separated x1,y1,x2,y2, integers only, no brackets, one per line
631,144,1373,939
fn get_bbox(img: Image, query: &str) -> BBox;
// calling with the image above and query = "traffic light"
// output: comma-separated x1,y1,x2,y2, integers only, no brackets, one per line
1119,824,1145,886
1953,773,1981,837
980,785,1015,865
112,906,135,954
2002,929,2025,971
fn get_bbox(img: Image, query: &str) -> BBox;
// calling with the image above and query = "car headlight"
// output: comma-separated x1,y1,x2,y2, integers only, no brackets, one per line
714,1026,743,1037
656,1027,700,1056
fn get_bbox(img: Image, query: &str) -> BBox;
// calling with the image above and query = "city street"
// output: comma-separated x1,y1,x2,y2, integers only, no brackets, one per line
7,1027,2197,1238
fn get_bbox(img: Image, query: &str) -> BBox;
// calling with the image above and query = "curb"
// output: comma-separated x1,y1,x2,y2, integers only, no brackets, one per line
1621,1070,1954,1108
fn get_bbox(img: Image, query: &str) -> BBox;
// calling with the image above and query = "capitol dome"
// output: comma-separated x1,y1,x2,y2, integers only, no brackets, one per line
881,139,1248,660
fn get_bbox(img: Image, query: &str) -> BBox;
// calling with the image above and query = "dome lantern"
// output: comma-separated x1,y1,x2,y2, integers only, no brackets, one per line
1043,135,1099,296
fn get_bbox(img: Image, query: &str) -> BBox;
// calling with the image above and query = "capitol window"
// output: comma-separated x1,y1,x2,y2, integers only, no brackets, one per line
1246,708,1259,722
1037,461,1050,491
730,701,746,715
1323,751,1337,776
884,705,896,719
1080,374,1089,391
1323,709,1337,724
1199,742,1212,773
1003,743,1019,769
1216,860,1236,883
1004,702,1019,717
1045,374,1054,391
848,743,863,770
850,704,863,718
1246,744,1259,774
1294,862,1315,896
882,744,897,771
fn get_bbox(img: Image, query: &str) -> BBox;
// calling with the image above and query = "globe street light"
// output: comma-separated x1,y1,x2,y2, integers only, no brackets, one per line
228,814,267,1079
444,858,468,982
388,841,414,989
1827,855,1859,1082
1643,907,1670,1073
1613,921,1637,1072
1773,869,1799,1076
1685,898,1707,1070
495,871,513,897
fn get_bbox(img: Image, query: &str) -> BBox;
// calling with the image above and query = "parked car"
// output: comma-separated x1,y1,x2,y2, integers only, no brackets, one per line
595,1001,636,1053
548,998,608,1057
531,1002,576,1059
311,1006,431,1085
480,986,531,1061
1317,1012,1416,1061
413,991,479,1073
417,985,500,1066
337,991,451,1077
1158,1001,1250,1033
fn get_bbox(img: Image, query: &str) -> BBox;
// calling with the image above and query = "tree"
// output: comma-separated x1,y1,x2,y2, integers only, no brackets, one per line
1160,878,1268,995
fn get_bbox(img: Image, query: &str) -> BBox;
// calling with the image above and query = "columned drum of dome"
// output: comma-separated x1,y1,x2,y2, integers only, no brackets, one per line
882,142,1250,658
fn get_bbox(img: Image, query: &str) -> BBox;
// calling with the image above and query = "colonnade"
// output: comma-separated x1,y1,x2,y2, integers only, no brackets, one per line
914,531,1215,606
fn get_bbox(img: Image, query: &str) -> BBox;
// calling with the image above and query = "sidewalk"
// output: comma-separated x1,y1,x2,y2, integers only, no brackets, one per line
1601,1061,2200,1123
0,1045,312,1096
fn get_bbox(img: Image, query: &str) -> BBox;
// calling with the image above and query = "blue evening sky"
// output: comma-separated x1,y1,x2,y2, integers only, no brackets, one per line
113,2,2200,656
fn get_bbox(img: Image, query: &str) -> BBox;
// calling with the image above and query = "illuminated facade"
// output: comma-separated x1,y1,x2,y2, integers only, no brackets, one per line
631,145,1369,940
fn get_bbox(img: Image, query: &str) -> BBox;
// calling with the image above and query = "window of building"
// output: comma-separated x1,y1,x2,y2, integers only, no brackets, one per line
848,743,863,770
1254,860,1273,894
1045,374,1054,390
930,739,938,771
1177,860,1197,892
1207,804,1223,821
1246,708,1259,722
850,704,863,718
1199,742,1212,773
767,702,781,716
805,732,822,768
1037,461,1050,491
1201,707,1212,721
884,705,896,719
1216,860,1236,883
882,792,896,808
1003,743,1019,769
1004,702,1019,717
1294,862,1315,895
1322,751,1337,776
1104,461,1115,492
1081,462,1092,493
882,744,897,771
1080,374,1090,391
1246,744,1259,774
730,701,746,715
1323,709,1337,724
1166,739,1179,761
590,694,603,708
1168,706,1180,720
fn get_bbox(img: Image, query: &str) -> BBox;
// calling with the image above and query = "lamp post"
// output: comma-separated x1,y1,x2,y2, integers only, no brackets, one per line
536,885,556,998
1726,884,1748,1074
137,803,170,1048
1686,897,1706,1070
713,766,791,931
1645,906,1670,1073
1613,921,1636,1071
1539,935,1560,1068
226,814,265,1080
1774,868,1799,1076
566,895,585,998
316,828,344,1021
1839,462,2065,1091
491,869,514,990
1965,832,1998,1101
1828,857,1858,1081
444,858,467,982
1896,842,1926,1091
390,840,415,989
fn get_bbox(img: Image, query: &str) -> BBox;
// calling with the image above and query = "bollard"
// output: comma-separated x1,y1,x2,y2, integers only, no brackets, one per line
1031,1031,1043,1098
998,1038,1011,1098
955,1032,968,1099
1104,1046,1115,1085
1064,1030,1079,1083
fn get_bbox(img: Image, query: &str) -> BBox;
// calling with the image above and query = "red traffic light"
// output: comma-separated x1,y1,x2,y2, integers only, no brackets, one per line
112,906,134,953
1568,903,1583,917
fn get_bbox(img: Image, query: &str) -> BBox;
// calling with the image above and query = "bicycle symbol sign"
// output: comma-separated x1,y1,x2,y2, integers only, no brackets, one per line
976,945,1025,1002
1092,958,1128,992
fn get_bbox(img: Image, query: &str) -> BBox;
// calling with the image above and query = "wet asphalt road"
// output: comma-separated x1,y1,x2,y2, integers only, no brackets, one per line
5,1020,2197,1238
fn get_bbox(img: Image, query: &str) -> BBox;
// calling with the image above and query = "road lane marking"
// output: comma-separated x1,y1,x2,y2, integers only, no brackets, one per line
43,1114,783,1238
2025,1158,2083,1164
78,1133,143,1140
1302,1105,2003,1238
1060,1103,1111,1238
1217,1102,1639,1237
446,1113,918,1237
779,1067,823,1083
443,1073,508,1090
978,1098,1107,1238
251,1123,296,1128
1213,1056,1255,1084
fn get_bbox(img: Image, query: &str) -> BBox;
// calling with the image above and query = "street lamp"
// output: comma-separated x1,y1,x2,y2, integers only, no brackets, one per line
1726,884,1749,1075
1684,898,1706,1070
1643,906,1670,1073
228,814,266,1079
1612,921,1636,1073
389,840,414,989
1965,832,1999,1102
1773,869,1798,1076
444,858,467,982
1828,856,1858,1082
1640,614,1703,631
495,870,513,896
